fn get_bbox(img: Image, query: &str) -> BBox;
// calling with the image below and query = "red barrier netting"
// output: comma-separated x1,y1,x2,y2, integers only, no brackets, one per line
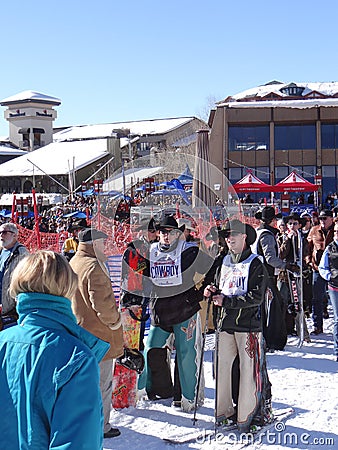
17,213,260,255
17,224,67,253
91,214,133,255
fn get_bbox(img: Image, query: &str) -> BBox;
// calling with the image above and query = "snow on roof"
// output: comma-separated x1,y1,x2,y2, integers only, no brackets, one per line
103,166,164,192
0,139,109,177
53,117,197,142
228,81,338,101
0,90,61,105
219,98,338,109
0,145,27,156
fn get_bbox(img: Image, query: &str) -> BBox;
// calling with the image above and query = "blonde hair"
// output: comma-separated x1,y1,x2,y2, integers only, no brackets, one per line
10,250,78,299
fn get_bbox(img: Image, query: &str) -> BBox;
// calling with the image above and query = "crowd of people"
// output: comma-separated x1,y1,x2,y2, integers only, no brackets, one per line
0,199,337,447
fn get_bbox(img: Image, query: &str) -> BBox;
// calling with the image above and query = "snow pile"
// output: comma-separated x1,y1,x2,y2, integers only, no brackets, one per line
105,309,338,449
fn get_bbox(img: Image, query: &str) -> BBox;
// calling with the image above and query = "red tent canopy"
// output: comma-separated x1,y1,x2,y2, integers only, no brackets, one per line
274,171,319,192
233,172,274,193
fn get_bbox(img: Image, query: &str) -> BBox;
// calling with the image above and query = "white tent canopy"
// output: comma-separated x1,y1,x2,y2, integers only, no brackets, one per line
0,192,64,206
103,166,164,193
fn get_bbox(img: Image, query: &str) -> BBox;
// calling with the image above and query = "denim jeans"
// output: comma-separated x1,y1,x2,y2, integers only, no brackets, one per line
312,271,326,331
328,288,338,357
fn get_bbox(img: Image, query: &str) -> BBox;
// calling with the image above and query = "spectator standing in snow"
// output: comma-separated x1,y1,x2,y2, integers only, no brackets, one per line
0,222,29,330
204,219,269,433
306,209,334,335
318,217,338,362
120,217,158,350
252,206,292,351
70,228,124,439
61,218,87,261
277,213,310,341
0,251,108,449
138,216,213,412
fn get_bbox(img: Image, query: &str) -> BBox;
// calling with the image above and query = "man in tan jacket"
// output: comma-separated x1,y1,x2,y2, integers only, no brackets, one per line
70,228,124,439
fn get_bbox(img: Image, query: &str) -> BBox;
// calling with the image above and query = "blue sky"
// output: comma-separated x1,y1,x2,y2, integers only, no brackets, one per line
1,0,338,137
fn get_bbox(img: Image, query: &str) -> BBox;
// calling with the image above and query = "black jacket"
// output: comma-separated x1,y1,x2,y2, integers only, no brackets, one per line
212,248,266,333
151,241,213,329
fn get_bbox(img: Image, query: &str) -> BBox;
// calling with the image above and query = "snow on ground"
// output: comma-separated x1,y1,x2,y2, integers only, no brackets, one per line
105,309,338,450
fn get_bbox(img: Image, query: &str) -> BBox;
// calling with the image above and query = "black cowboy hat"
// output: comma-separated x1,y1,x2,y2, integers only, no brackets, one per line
177,218,196,233
318,209,333,218
134,217,158,232
205,226,228,241
158,215,185,232
223,219,257,246
254,206,277,222
283,212,306,227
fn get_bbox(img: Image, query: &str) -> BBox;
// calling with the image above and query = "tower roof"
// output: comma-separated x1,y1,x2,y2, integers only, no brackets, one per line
0,90,61,106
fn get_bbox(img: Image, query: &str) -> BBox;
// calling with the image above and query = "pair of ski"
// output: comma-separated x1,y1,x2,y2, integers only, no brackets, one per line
286,230,306,348
162,407,294,446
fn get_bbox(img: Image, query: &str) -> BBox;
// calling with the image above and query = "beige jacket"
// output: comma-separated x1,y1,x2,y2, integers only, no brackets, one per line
70,242,124,360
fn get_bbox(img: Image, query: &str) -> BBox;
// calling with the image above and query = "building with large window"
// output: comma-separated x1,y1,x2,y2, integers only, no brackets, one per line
209,81,338,203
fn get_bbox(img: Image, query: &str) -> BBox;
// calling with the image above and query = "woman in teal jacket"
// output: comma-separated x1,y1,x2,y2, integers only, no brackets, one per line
0,251,110,450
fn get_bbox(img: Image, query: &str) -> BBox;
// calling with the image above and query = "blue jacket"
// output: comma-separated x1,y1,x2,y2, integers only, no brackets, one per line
0,292,110,450
319,240,338,289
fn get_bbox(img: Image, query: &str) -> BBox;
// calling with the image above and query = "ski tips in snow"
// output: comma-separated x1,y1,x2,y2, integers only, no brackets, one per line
162,407,295,446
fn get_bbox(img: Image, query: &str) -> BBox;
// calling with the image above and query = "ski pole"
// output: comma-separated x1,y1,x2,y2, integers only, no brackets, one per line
214,306,221,434
192,296,212,425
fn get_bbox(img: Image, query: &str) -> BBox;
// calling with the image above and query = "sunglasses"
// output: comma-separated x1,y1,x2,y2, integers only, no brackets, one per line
319,217,328,221
224,231,243,238
159,229,177,235
0,230,15,235
288,222,299,226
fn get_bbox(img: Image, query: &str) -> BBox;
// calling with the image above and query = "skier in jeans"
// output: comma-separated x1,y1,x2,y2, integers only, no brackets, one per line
204,219,269,433
318,217,338,362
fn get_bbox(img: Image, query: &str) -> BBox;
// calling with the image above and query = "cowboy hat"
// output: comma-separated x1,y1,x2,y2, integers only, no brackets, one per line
158,216,185,232
254,206,277,222
223,219,256,246
177,218,196,233
134,217,158,232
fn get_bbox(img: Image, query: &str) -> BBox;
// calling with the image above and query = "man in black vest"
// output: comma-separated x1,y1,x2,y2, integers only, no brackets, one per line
253,207,298,350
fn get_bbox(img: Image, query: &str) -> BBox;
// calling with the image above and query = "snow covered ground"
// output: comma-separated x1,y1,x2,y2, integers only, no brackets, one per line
105,309,338,450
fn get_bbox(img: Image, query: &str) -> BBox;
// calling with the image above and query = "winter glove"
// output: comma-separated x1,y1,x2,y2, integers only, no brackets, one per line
287,303,298,317
285,262,300,273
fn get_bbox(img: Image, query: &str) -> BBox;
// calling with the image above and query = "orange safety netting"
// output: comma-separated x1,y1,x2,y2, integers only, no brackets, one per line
17,213,260,255
91,214,133,255
17,224,67,253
